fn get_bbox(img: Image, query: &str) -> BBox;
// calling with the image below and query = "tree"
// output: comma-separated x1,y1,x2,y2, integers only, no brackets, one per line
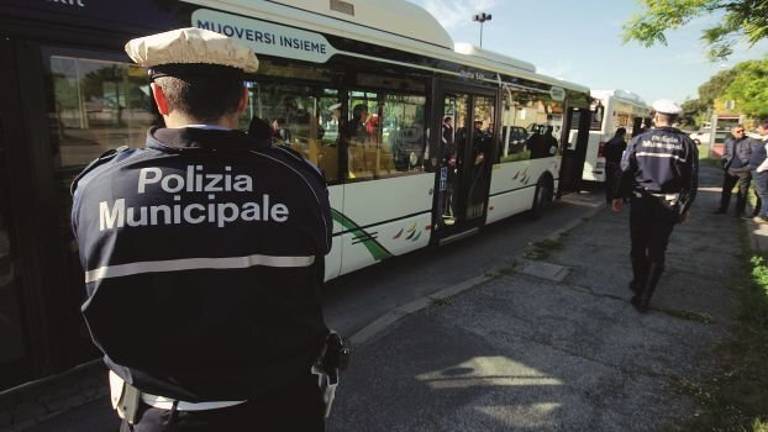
623,0,768,60
723,58,768,117
680,98,708,127
698,67,739,106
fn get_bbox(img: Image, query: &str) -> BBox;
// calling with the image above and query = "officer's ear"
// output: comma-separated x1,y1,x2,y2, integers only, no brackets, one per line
151,83,171,116
236,86,248,115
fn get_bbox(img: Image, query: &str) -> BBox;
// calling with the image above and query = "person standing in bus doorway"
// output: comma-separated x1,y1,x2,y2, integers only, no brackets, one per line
604,127,627,204
612,100,698,313
441,116,457,223
70,28,345,431
714,125,752,216
750,119,768,223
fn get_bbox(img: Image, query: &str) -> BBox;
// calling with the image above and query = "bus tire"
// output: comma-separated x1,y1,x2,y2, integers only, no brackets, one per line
530,175,554,219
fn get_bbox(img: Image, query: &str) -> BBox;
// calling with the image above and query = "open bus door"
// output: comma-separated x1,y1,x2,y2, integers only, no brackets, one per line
432,85,496,243
558,106,591,194
632,116,644,137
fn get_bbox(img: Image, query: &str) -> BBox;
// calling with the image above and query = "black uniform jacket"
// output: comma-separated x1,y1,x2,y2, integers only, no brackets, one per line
617,126,699,213
71,127,332,402
603,135,627,165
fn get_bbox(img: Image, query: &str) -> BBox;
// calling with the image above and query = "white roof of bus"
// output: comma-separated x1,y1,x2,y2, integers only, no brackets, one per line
182,0,590,94
591,89,648,107
454,43,536,73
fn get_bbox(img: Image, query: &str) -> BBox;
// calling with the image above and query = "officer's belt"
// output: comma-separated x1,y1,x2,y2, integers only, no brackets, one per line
109,371,246,413
633,191,679,202
141,393,246,411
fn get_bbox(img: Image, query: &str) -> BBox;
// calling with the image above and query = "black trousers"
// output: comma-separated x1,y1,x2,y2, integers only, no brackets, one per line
120,375,325,432
605,162,621,203
718,169,751,215
754,171,768,218
630,196,676,271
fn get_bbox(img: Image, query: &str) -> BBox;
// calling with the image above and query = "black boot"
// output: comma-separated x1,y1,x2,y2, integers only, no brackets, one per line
632,263,664,313
629,256,648,295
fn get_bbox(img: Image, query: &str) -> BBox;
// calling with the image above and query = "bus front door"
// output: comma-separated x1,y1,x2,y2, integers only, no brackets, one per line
559,107,591,194
434,91,495,241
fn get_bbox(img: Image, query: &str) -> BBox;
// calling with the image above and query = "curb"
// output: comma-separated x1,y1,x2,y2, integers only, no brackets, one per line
347,198,607,347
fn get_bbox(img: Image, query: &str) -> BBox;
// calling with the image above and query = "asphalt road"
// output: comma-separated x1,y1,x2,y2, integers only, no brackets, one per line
324,192,603,337
24,192,603,432
329,165,739,431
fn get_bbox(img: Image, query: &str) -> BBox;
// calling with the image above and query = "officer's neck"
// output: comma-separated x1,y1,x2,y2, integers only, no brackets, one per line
162,111,238,130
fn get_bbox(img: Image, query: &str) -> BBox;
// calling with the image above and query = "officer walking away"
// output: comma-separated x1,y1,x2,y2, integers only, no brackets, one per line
611,100,698,313
604,127,627,204
714,125,752,216
70,28,346,431
750,119,768,223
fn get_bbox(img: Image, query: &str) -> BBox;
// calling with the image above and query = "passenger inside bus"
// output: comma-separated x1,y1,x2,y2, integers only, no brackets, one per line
271,117,292,145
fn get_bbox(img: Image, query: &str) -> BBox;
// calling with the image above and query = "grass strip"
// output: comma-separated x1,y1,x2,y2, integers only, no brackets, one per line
674,250,768,431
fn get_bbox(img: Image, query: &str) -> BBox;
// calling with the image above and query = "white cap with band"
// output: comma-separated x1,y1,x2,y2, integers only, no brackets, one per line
651,99,682,115
124,27,259,73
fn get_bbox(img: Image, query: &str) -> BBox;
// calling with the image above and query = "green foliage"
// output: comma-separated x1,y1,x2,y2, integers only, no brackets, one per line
680,98,708,127
680,58,768,120
623,0,768,60
723,59,768,117
699,68,739,107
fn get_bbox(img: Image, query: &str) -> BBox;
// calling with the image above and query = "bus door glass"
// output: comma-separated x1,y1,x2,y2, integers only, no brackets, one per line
466,95,495,220
437,93,494,229
438,94,468,227
559,107,591,193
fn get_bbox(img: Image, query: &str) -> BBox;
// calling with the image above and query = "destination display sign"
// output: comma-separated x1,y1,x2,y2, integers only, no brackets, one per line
192,9,338,64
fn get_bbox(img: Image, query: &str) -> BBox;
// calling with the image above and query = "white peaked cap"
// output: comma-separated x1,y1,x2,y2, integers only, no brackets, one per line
652,99,682,115
124,27,259,73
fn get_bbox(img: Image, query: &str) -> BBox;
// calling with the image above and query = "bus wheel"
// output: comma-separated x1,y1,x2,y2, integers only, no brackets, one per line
530,176,554,219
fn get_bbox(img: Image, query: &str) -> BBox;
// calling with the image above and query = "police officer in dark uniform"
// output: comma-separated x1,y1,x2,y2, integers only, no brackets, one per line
612,99,698,313
70,28,342,431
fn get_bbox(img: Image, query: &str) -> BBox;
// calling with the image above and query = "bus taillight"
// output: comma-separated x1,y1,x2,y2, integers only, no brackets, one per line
597,141,607,158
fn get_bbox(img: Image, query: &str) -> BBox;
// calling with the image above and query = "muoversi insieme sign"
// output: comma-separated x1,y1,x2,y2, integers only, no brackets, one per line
192,9,338,64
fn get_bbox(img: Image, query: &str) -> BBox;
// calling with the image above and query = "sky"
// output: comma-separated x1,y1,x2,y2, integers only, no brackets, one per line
407,0,768,104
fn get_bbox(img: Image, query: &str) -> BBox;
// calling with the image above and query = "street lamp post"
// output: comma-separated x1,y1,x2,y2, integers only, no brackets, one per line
472,12,492,48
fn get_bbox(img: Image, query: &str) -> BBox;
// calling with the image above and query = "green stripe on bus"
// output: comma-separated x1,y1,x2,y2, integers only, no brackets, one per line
331,209,394,261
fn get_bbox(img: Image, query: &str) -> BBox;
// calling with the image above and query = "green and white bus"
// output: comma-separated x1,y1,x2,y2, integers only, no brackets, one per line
0,0,592,387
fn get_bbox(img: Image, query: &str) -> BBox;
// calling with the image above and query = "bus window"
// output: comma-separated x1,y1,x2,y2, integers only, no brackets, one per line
251,83,340,182
383,95,427,173
499,90,562,162
48,56,154,174
346,90,427,180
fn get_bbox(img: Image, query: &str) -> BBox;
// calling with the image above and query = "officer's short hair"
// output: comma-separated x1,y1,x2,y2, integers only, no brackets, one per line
759,118,768,130
155,73,244,123
655,112,677,124
615,127,626,136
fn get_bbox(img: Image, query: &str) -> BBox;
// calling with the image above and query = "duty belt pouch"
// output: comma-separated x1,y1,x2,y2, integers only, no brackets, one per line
109,371,141,424
655,196,683,224
312,331,351,418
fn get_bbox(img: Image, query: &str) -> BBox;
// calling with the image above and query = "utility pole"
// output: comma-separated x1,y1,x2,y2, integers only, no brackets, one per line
472,12,492,48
